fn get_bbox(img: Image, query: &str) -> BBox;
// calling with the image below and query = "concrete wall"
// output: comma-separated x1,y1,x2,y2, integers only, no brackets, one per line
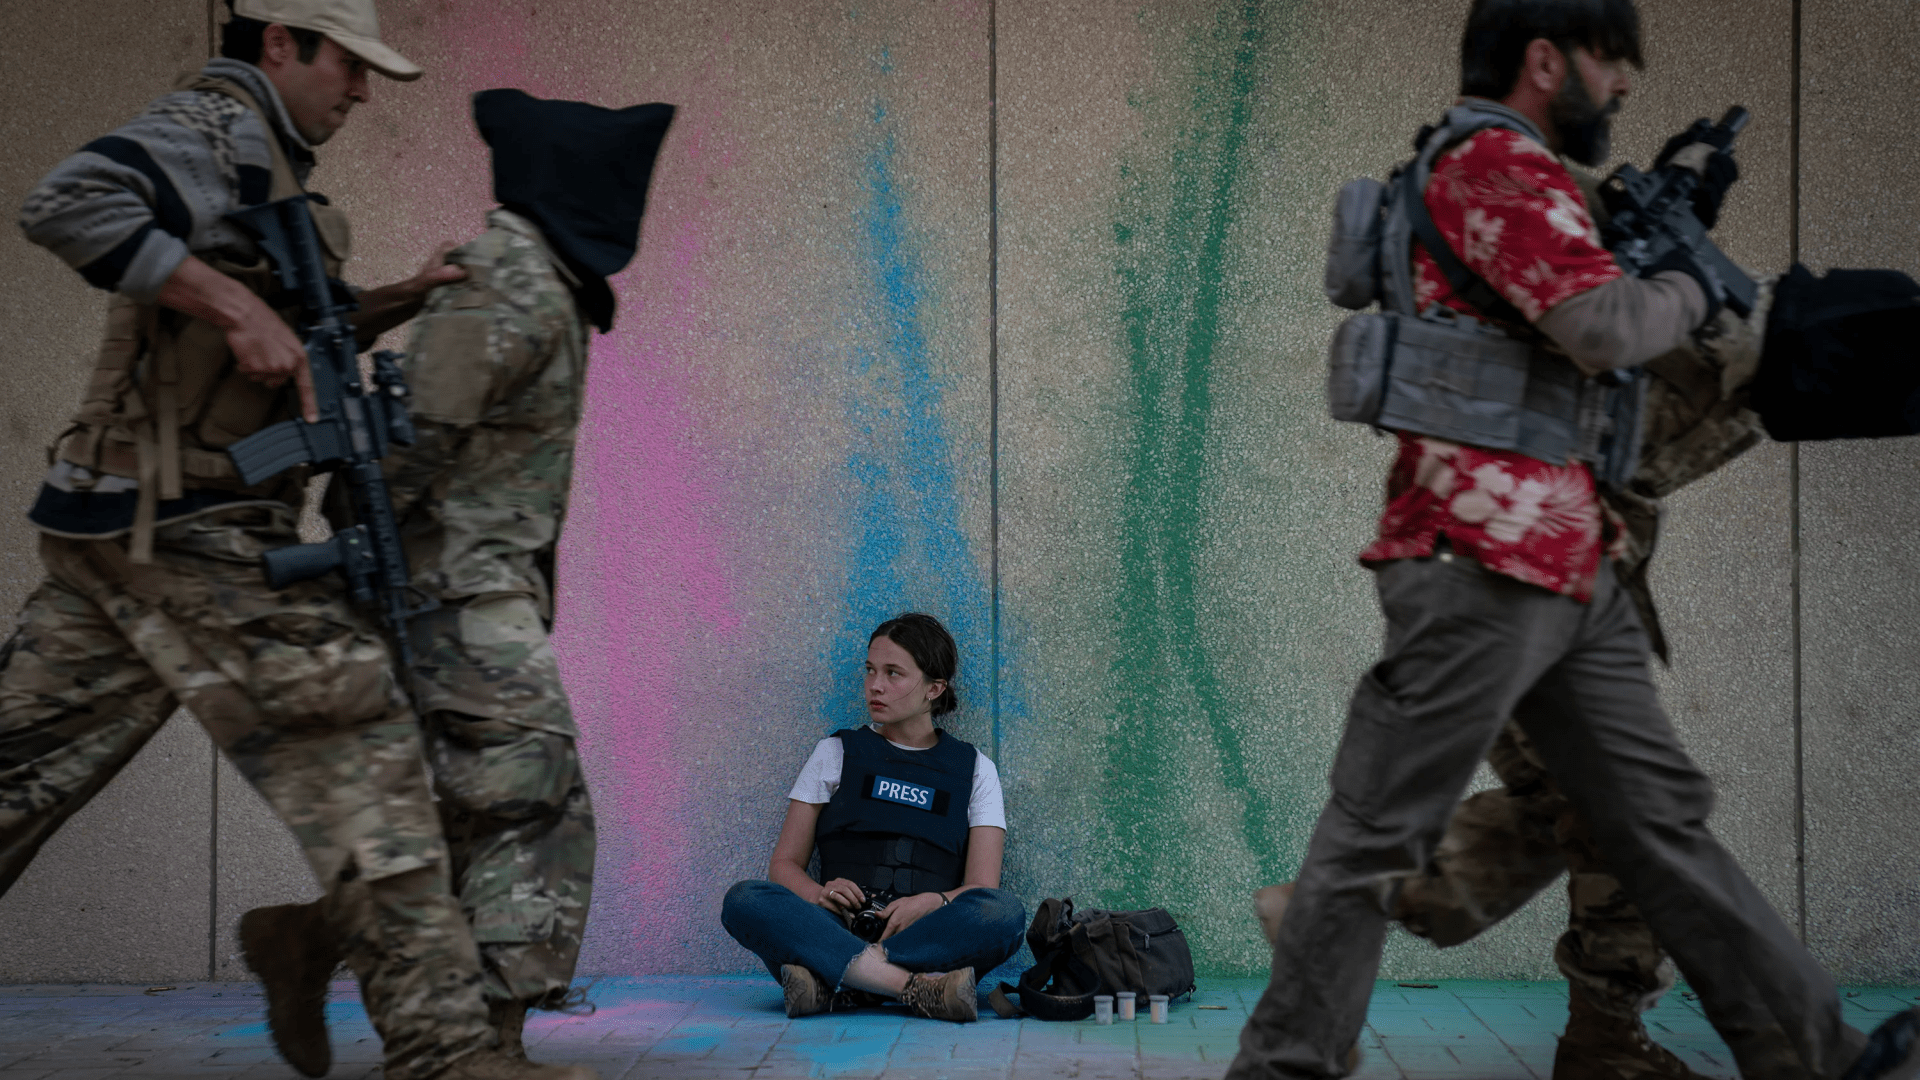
0,0,1914,984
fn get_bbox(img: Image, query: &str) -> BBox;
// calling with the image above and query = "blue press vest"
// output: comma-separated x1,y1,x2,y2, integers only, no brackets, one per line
813,726,977,897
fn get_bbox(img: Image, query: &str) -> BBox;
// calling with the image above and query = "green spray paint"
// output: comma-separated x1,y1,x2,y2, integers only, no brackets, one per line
1097,1,1294,914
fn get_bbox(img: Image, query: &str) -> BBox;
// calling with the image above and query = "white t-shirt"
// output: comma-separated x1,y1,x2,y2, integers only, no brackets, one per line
787,729,1007,830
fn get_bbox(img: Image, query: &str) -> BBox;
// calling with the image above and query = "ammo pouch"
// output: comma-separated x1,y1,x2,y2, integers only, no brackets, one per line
1324,177,1386,310
986,897,1196,1022
1328,307,1645,487
1322,100,1645,489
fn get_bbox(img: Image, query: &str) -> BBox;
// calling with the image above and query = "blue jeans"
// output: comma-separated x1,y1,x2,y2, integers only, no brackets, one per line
721,880,1026,987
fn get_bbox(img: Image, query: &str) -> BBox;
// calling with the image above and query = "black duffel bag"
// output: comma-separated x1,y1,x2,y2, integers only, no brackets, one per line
986,897,1196,1021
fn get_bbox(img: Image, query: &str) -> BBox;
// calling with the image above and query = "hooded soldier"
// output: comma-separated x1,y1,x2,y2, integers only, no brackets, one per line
239,89,674,1077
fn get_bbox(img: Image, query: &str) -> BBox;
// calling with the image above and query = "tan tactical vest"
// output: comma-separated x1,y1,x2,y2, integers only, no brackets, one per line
55,73,351,561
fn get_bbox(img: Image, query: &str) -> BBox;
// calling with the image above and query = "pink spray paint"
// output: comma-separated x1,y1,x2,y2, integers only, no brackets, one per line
432,6,746,965
554,96,747,964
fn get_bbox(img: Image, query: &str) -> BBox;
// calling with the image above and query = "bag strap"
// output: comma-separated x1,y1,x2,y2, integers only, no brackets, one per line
999,954,1099,1021
1403,175,1532,327
986,920,1107,1021
1399,105,1540,330
992,981,1097,1022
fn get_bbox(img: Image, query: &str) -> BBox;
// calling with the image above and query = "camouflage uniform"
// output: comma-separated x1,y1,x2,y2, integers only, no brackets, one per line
1,58,494,1080
0,509,492,1080
1394,282,1775,1026
368,207,595,1010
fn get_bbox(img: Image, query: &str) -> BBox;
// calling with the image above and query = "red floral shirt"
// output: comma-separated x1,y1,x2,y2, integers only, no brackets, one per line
1360,125,1624,600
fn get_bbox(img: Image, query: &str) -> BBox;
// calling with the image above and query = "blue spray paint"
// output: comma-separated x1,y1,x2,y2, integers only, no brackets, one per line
816,90,1020,754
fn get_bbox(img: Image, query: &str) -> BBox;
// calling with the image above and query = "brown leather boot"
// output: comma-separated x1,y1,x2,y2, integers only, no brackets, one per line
429,1047,600,1080
898,968,977,1022
780,965,831,1018
238,902,337,1079
1553,985,1706,1080
1253,882,1294,945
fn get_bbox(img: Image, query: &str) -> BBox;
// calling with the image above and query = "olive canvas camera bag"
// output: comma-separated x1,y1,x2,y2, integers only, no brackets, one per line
986,897,1196,1021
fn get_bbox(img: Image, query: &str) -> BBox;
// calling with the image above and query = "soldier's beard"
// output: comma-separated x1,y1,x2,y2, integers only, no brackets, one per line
1551,70,1621,167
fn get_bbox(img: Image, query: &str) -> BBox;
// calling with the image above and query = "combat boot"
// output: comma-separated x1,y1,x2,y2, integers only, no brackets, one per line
430,1047,599,1080
239,902,337,1079
898,968,977,1022
1553,985,1706,1080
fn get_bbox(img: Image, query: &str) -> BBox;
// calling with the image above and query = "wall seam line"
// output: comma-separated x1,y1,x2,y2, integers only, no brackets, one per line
1789,0,1807,945
987,0,1001,762
206,0,221,984
209,744,220,979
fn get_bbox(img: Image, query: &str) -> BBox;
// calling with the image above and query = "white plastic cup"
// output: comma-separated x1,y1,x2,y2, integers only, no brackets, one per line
1115,991,1137,1021
1149,994,1170,1024
1093,995,1114,1024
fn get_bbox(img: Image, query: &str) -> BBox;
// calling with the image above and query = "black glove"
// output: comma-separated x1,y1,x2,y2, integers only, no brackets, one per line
1655,122,1740,229
1689,149,1739,229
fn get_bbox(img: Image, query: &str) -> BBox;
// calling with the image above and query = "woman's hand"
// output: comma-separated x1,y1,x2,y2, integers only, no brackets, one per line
814,878,866,917
877,891,947,940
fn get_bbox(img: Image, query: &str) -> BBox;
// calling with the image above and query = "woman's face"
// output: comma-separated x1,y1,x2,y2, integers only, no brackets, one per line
865,635,943,726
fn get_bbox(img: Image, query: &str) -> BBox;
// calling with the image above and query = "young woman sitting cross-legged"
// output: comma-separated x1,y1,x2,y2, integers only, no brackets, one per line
721,613,1025,1022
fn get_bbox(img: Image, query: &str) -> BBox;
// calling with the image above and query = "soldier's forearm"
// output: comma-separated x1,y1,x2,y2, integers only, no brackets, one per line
350,247,469,348
1538,271,1708,376
349,281,431,347
156,255,277,332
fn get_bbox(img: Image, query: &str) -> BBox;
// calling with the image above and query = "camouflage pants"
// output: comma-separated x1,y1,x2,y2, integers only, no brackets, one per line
1395,722,1674,1018
0,507,492,1080
394,593,594,1008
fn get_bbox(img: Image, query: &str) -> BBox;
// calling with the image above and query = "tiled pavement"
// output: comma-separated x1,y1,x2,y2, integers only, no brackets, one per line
3,978,1916,1080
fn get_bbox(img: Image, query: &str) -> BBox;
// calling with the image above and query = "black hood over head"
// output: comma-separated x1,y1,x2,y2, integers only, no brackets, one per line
474,89,675,332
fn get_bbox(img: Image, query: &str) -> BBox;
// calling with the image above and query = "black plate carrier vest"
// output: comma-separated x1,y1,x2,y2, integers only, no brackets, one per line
814,726,977,897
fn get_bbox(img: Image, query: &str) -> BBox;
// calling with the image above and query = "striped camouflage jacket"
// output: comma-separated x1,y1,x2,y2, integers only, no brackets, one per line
18,58,314,302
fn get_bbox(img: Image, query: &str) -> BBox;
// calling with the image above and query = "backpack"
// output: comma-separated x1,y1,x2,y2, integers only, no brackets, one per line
986,898,1197,1021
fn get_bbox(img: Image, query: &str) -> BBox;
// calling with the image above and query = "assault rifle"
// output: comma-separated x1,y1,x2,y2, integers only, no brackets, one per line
223,194,435,666
1600,105,1758,317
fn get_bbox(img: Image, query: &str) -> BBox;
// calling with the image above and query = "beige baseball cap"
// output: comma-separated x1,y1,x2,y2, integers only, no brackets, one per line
233,0,423,81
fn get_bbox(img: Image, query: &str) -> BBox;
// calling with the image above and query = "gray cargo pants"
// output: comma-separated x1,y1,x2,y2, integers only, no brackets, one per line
1225,551,1866,1080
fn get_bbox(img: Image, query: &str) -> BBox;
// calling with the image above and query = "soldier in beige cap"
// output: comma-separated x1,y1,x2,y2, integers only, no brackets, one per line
233,0,425,83
5,2,596,1079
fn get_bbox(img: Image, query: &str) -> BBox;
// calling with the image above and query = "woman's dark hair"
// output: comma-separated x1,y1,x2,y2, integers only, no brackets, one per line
220,0,324,65
870,613,960,718
1459,0,1644,100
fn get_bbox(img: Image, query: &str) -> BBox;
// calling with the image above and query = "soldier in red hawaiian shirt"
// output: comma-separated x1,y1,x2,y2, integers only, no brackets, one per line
1227,3,1917,1080
1361,122,1629,599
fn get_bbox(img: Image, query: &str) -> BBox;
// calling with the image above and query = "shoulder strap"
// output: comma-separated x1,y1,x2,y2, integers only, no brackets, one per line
121,75,304,560
1404,171,1531,326
1398,103,1543,327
